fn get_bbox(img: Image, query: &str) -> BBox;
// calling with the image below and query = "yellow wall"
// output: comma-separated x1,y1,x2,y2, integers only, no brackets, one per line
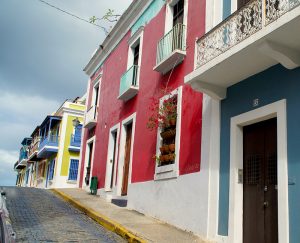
69,103,85,111
60,115,83,176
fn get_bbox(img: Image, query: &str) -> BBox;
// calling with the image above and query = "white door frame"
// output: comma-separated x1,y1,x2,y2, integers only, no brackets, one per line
228,99,289,243
105,123,120,191
116,113,136,196
82,136,96,191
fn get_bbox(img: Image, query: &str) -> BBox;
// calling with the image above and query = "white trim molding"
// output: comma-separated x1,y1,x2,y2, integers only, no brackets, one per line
227,99,289,243
154,86,182,180
105,123,120,192
205,0,223,32
117,113,137,196
83,0,153,76
165,0,189,34
126,26,144,87
82,136,96,191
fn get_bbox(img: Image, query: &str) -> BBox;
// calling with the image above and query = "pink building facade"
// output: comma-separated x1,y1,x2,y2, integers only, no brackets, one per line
78,0,218,241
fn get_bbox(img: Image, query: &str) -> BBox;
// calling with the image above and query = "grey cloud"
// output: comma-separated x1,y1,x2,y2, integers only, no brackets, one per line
0,0,131,185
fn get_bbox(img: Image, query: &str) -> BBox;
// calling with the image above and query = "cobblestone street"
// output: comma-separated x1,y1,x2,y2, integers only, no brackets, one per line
3,187,125,243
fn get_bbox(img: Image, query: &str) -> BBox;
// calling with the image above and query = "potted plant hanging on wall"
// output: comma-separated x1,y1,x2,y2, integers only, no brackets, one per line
147,90,178,166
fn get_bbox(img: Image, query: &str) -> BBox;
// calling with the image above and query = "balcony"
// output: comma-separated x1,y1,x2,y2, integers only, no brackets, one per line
18,149,28,166
37,135,59,158
14,161,23,170
28,137,40,161
154,23,186,74
69,134,81,152
185,0,300,99
84,106,97,129
118,65,139,101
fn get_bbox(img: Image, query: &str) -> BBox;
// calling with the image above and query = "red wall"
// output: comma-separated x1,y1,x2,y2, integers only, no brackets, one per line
79,0,206,188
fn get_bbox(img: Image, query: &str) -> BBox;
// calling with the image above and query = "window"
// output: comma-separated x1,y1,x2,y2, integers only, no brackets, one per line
173,0,184,26
91,80,100,119
158,95,177,167
165,0,187,33
133,43,140,66
237,0,251,9
48,159,55,180
127,26,144,85
118,28,144,101
68,159,79,181
155,87,182,180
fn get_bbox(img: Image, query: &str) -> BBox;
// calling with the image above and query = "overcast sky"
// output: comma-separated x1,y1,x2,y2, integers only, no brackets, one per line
0,0,131,186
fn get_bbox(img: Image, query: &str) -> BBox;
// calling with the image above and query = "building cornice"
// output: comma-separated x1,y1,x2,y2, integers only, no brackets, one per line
83,0,154,76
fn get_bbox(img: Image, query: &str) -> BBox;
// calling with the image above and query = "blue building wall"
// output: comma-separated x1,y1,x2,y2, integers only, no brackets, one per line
218,64,300,243
131,0,165,34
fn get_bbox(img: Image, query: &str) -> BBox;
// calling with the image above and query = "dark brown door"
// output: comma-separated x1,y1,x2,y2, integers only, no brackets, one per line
243,118,278,243
121,123,133,196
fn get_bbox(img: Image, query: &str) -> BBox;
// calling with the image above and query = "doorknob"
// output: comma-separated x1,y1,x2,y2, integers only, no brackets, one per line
263,201,269,208
110,159,113,163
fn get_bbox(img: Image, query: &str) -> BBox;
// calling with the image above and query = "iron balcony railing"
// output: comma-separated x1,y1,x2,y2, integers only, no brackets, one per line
70,134,81,147
196,0,300,68
119,65,139,96
39,135,59,150
156,23,186,65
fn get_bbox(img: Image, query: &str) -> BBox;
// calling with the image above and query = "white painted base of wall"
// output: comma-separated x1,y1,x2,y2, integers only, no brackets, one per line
127,171,209,238
36,178,46,188
50,176,79,189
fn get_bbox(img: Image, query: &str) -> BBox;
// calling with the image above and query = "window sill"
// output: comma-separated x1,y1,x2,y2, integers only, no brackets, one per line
154,164,178,181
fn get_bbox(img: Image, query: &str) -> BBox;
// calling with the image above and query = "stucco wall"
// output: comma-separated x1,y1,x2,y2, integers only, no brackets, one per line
218,64,300,243
80,0,206,188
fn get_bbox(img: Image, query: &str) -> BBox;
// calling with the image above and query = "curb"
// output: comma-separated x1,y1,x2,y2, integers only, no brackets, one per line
51,189,147,243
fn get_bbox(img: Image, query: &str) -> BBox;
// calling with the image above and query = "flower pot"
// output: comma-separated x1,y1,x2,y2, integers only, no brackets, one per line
169,153,175,161
159,147,165,153
169,118,176,126
169,144,175,152
163,145,169,153
159,155,165,162
163,154,170,161
160,129,176,139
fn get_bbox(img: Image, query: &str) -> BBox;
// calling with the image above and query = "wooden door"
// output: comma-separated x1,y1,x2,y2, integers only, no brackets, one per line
243,118,278,243
121,123,133,196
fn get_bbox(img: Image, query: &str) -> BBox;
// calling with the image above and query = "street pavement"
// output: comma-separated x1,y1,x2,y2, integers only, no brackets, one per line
3,187,126,243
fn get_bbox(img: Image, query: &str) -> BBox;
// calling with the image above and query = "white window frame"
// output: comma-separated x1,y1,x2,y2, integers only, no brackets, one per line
116,113,136,196
154,86,183,180
67,157,80,183
205,0,223,32
231,0,238,14
164,0,189,34
127,26,144,87
105,123,120,192
227,99,289,243
90,74,102,119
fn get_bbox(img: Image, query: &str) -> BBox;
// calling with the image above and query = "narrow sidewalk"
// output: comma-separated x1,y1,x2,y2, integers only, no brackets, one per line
52,188,208,243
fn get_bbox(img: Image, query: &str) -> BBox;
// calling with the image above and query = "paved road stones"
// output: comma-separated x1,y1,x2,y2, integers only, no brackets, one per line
3,187,125,243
